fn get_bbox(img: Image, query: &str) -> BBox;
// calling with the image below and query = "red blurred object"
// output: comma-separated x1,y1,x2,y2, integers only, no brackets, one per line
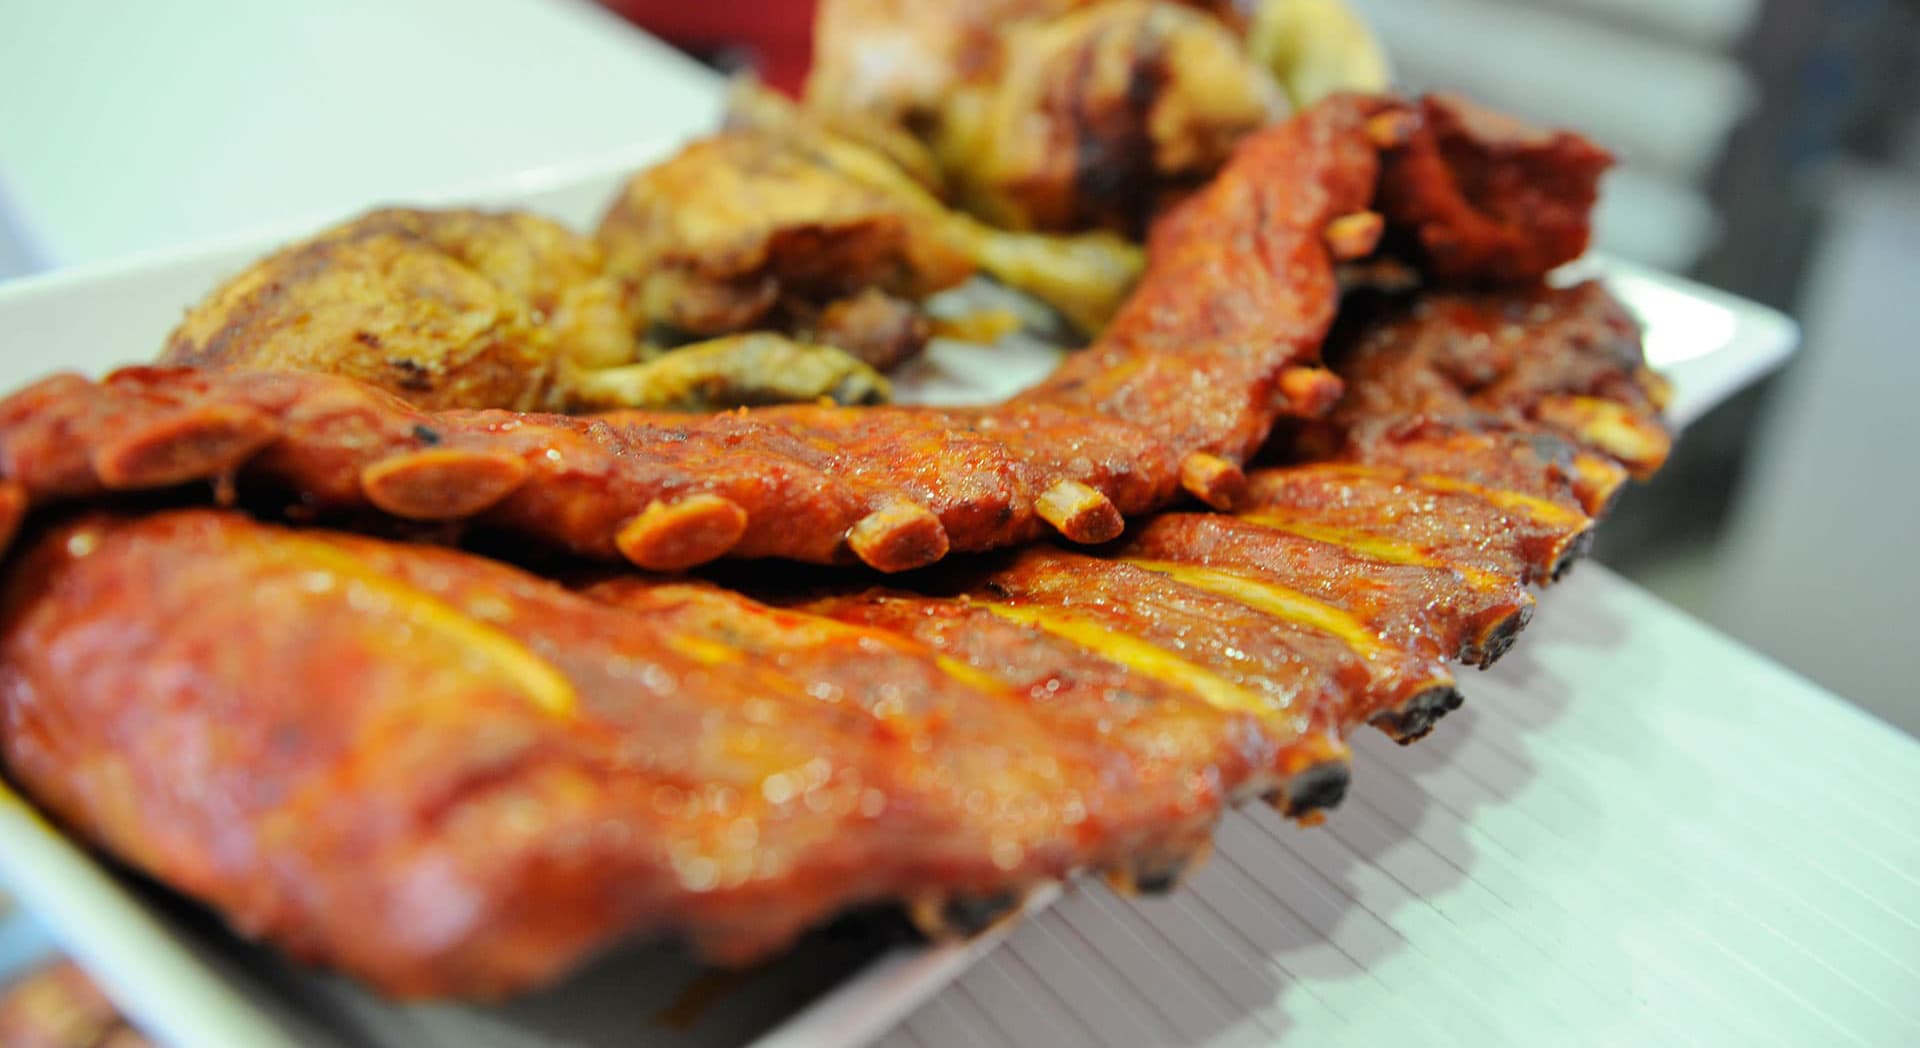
598,0,819,95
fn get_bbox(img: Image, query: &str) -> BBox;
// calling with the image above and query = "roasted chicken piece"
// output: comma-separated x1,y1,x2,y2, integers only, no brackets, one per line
1244,0,1393,108
0,95,1611,576
929,0,1288,234
158,208,893,413
161,208,634,413
602,85,1146,340
595,127,970,355
805,0,1388,234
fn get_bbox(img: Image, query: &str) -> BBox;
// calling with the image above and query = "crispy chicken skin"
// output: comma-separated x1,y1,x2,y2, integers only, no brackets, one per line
161,209,634,413
930,0,1288,235
596,130,975,343
806,0,1064,124
806,0,1383,116
0,273,1665,996
809,0,1286,235
804,0,1389,234
159,207,895,413
1242,0,1392,108
604,85,1147,339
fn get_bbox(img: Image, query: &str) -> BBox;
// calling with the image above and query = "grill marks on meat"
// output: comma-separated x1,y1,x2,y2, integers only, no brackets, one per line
1117,512,1534,670
1316,280,1671,480
0,95,1610,576
0,277,1665,997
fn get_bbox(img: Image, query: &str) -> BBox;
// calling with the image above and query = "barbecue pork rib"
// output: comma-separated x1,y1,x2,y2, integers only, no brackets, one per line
0,278,1664,998
0,509,1316,997
0,95,1608,577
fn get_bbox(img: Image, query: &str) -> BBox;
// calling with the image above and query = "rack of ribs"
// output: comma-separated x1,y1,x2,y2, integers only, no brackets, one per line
0,95,1609,576
0,274,1666,997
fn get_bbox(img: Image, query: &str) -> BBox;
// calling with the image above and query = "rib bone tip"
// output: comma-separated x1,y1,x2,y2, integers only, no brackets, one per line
1270,759,1351,819
1366,109,1418,149
1035,480,1123,544
1180,453,1246,511
360,448,530,521
907,890,1024,940
0,480,23,558
1107,839,1214,896
847,502,949,573
1324,211,1385,261
616,493,749,573
89,404,281,490
1279,367,1344,417
1371,683,1464,744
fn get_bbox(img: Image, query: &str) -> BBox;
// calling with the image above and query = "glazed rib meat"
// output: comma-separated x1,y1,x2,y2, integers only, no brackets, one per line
0,509,1309,996
0,274,1666,997
1317,281,1672,478
1376,95,1615,286
0,95,1611,577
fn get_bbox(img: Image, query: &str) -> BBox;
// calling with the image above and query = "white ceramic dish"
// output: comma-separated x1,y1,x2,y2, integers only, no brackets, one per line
0,157,1796,1047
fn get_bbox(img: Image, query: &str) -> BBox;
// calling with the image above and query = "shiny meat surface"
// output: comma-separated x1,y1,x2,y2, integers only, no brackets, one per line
0,368,1181,572
1322,281,1672,477
1376,95,1615,285
0,510,1311,996
1116,512,1535,669
1242,461,1593,590
0,276,1666,997
1010,90,1382,457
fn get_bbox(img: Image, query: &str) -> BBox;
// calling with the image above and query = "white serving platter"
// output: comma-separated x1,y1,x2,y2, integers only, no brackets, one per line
875,557,1920,1048
0,156,1803,1047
